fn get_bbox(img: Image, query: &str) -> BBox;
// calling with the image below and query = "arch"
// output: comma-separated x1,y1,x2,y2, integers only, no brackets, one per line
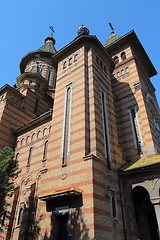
21,138,25,146
63,61,67,69
37,130,41,138
131,186,159,240
113,56,119,64
43,128,47,136
68,57,72,65
74,54,78,62
121,51,126,60
31,133,35,141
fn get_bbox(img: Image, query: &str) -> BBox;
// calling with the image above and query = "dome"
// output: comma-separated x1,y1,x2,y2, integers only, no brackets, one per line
104,34,120,48
77,25,90,36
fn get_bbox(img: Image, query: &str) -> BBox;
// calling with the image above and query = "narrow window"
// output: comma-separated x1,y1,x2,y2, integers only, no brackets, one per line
15,153,19,161
126,67,129,73
69,58,72,65
43,128,47,136
21,138,24,146
121,51,126,60
101,89,111,161
61,84,72,165
47,69,51,82
34,98,39,113
108,190,118,220
113,56,119,64
31,133,35,141
74,54,78,62
16,203,25,227
63,61,67,69
27,147,33,166
26,136,30,143
129,107,143,153
43,141,48,160
37,130,41,139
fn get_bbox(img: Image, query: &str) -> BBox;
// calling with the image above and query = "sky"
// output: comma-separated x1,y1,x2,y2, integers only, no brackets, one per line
0,0,160,105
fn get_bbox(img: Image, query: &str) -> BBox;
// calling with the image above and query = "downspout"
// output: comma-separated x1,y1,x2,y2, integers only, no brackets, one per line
118,170,127,240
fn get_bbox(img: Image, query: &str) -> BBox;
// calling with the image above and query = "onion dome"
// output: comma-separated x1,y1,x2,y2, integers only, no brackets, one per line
38,30,56,54
20,28,57,74
77,25,90,36
104,23,120,47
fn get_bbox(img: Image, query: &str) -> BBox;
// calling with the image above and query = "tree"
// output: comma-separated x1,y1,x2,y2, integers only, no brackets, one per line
0,147,20,219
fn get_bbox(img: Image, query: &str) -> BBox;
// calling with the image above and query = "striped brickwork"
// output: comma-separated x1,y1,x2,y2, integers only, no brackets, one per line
108,42,160,161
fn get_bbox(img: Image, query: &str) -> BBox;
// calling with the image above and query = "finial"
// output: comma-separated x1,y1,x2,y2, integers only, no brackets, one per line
108,22,114,36
77,25,90,36
45,26,56,45
49,26,55,37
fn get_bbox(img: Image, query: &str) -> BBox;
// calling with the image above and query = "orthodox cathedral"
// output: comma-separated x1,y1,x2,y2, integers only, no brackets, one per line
0,24,160,240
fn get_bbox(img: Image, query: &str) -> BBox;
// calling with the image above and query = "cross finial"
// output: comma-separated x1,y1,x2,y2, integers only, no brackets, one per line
49,26,55,33
108,22,114,36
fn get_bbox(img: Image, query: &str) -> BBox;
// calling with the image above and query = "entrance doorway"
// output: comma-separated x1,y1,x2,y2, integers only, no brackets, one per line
57,213,69,240
52,210,70,240
132,186,159,240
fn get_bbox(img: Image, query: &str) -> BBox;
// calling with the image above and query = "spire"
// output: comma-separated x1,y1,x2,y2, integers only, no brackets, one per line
103,23,120,47
109,22,115,37
38,26,56,54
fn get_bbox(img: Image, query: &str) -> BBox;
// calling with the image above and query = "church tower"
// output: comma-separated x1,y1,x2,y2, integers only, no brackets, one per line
104,25,160,161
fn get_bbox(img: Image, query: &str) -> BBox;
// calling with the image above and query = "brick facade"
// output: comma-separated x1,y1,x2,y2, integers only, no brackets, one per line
0,27,160,240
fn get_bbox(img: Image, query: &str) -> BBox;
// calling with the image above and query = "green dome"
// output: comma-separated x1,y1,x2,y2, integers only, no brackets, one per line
104,34,120,48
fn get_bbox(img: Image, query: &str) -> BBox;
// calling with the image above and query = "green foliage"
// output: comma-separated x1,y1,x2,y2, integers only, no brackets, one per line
0,147,20,218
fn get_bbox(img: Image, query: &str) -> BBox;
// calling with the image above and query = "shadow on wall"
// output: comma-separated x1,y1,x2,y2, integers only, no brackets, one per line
38,208,94,240
17,205,95,240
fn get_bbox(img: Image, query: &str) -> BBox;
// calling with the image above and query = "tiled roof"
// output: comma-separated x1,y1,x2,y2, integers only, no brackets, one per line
122,155,160,172
38,40,56,54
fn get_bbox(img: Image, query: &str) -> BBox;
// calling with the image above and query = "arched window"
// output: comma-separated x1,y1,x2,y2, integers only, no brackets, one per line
121,51,126,60
26,136,30,144
21,138,24,146
37,130,41,139
15,153,19,161
117,72,120,77
47,69,52,82
113,56,119,64
69,58,72,65
43,128,47,136
129,107,143,153
121,69,124,75
101,89,111,162
63,61,67,69
108,190,118,220
31,133,35,141
16,203,25,227
126,67,129,73
49,126,52,134
43,141,48,160
62,84,72,165
74,54,78,62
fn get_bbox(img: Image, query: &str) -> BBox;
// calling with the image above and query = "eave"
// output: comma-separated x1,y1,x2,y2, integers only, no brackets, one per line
52,34,115,73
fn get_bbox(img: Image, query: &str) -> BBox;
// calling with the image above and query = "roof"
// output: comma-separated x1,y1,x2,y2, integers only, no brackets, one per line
122,155,160,172
39,187,82,201
52,34,115,73
14,109,52,134
37,32,56,54
105,30,157,78
0,84,23,99
20,32,56,74
104,34,120,47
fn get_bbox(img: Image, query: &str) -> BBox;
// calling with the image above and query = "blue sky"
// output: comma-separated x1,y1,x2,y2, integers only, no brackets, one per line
0,0,160,104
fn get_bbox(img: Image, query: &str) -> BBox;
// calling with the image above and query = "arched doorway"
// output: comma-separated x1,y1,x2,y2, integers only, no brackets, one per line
132,186,159,240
